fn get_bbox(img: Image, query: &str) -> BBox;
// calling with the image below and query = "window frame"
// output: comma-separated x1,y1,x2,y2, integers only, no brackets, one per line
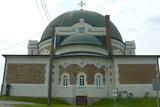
77,72,87,87
61,73,70,87
94,73,104,87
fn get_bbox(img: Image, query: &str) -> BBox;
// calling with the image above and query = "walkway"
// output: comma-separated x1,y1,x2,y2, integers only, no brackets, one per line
0,100,34,107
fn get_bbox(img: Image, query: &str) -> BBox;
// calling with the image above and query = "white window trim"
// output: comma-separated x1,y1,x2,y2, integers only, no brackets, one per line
77,72,87,87
94,73,104,87
60,73,70,87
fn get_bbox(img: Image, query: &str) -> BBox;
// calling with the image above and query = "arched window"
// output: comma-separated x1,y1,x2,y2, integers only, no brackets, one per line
63,75,68,86
94,73,104,87
80,75,85,86
77,72,87,87
96,75,101,86
61,73,70,87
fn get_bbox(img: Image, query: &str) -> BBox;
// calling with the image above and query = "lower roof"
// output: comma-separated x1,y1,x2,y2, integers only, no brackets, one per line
3,54,160,58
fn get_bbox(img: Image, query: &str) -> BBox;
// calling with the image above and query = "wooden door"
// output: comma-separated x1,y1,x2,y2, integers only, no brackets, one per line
76,96,87,106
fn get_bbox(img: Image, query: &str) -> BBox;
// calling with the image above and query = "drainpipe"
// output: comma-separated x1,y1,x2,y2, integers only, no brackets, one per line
156,56,160,107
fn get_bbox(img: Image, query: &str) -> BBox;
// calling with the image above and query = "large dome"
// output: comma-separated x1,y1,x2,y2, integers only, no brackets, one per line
40,10,123,42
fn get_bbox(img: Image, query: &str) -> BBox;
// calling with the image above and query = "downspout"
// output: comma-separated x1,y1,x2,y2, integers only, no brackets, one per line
156,56,160,107
1,55,7,95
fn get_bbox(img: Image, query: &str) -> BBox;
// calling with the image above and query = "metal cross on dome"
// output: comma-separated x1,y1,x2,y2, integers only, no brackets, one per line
78,0,86,10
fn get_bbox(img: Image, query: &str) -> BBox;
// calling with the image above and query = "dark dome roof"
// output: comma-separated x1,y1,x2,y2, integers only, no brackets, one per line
40,10,123,42
61,34,103,46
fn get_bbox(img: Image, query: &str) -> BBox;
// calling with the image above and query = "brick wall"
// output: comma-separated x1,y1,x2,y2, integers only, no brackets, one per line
59,64,105,85
6,64,46,84
118,64,156,84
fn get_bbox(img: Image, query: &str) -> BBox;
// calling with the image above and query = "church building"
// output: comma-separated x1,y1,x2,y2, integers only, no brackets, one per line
1,10,160,105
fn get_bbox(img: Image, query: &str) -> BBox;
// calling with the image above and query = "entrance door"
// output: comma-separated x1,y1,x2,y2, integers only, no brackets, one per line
76,96,87,106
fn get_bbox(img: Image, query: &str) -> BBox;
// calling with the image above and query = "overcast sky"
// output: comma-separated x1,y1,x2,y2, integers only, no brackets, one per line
0,0,160,84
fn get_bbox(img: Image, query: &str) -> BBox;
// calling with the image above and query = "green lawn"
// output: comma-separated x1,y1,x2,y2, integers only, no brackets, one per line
0,96,158,107
16,105,80,107
0,96,69,104
91,98,157,107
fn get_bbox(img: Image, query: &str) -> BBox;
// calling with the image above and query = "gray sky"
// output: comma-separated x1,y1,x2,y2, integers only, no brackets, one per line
0,0,160,84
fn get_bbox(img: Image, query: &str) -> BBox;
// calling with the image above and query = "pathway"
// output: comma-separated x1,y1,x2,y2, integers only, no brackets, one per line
0,100,34,107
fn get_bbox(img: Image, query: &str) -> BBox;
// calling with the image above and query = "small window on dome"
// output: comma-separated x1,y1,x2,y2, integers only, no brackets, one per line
79,27,85,33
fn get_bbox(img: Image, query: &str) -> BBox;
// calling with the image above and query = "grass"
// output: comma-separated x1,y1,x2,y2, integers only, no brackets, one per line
16,105,82,107
0,96,70,105
0,96,158,107
91,98,157,107
16,105,79,107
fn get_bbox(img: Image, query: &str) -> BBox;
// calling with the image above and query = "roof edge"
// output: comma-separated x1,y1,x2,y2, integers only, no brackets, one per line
2,54,160,58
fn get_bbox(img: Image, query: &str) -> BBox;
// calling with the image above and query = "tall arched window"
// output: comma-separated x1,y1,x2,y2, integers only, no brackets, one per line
61,73,70,87
80,75,85,86
63,75,68,86
96,75,101,86
94,73,103,87
77,72,87,87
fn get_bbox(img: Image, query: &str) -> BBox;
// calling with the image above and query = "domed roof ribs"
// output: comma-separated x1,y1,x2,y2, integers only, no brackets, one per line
40,10,123,43
105,15,112,56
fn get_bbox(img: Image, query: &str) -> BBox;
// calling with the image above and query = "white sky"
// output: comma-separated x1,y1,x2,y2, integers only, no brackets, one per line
0,0,160,84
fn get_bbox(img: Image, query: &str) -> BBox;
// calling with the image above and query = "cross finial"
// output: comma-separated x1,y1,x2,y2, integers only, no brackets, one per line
78,1,86,10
